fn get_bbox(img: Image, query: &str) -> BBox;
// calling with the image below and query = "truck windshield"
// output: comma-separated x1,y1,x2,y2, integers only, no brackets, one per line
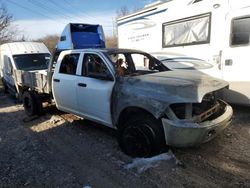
13,53,51,71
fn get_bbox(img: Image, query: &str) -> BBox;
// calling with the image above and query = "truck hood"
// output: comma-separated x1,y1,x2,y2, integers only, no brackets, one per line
122,70,228,103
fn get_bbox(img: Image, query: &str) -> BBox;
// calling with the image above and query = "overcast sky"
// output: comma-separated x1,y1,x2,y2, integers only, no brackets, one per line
3,0,155,39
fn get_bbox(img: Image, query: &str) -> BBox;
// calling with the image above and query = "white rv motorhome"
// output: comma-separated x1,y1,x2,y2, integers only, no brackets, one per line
117,0,250,105
0,42,51,95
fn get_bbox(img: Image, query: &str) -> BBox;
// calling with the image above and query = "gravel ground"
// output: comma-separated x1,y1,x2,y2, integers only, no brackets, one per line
0,82,249,187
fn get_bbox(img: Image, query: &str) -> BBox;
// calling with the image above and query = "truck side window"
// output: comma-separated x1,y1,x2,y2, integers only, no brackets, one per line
59,53,80,75
231,17,250,46
82,53,109,78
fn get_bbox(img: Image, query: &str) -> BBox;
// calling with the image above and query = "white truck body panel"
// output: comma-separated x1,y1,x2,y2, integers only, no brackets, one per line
52,50,115,127
117,0,250,105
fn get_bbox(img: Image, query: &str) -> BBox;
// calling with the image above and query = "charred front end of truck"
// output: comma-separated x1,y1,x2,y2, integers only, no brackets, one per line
114,70,233,153
162,91,233,147
109,49,233,157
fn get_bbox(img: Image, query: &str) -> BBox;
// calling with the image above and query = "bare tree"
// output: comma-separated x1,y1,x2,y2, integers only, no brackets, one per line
34,34,59,52
0,4,16,44
105,36,118,48
116,6,130,18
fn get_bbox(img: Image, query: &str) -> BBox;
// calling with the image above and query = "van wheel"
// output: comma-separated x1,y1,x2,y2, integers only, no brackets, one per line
118,114,166,158
22,91,42,116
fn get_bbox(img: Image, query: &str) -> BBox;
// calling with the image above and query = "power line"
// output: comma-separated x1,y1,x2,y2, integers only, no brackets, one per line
27,0,75,21
47,0,86,22
62,0,112,24
8,0,113,27
7,0,66,24
8,0,114,32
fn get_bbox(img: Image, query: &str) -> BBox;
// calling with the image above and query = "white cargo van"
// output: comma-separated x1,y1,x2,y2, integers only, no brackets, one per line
117,0,250,105
0,42,50,95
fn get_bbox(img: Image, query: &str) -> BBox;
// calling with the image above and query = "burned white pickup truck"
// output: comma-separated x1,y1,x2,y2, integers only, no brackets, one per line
11,23,232,157
46,48,232,157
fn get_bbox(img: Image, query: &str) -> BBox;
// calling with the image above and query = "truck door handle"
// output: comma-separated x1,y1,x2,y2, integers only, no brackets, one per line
53,79,60,82
78,83,87,87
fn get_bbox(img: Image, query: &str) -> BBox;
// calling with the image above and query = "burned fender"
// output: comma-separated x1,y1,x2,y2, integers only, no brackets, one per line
111,71,228,127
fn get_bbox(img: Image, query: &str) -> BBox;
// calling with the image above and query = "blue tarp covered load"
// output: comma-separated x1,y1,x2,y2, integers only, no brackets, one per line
71,24,105,49
56,23,106,50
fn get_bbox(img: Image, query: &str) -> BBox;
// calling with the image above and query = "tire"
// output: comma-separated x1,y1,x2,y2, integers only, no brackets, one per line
118,113,166,158
2,79,8,94
22,91,42,116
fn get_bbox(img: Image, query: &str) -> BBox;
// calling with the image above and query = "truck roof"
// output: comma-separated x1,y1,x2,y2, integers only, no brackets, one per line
60,48,147,54
0,42,50,55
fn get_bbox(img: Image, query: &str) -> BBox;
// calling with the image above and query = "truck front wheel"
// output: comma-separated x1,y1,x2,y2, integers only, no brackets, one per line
22,91,42,116
118,114,166,157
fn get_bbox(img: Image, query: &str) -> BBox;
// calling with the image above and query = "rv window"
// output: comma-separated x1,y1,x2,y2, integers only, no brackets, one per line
231,17,250,46
59,53,80,75
163,13,211,47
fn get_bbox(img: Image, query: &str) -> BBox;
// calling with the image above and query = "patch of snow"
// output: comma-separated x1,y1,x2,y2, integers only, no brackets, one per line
124,150,176,173
83,186,92,188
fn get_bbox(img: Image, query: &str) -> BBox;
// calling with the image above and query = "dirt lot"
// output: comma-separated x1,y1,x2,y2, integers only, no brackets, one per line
0,82,249,188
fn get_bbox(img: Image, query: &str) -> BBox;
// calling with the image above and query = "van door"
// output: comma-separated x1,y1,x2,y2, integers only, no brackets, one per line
221,12,250,104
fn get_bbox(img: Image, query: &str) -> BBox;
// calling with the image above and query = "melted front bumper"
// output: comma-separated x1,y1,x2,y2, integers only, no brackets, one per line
161,101,233,147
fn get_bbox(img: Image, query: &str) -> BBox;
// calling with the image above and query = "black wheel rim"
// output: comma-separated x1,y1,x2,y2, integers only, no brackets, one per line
122,124,155,157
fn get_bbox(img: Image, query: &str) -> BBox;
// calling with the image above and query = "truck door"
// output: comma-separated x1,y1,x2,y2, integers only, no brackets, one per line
221,11,250,104
52,53,81,113
76,52,115,127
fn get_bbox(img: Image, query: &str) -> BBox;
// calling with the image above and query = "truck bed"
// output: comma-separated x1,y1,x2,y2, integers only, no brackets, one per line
14,69,50,94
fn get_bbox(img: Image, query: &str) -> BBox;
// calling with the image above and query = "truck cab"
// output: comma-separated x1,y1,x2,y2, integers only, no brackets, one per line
52,49,115,126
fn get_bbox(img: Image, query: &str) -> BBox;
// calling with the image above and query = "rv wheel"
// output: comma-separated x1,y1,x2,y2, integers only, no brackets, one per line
118,113,166,157
22,91,42,116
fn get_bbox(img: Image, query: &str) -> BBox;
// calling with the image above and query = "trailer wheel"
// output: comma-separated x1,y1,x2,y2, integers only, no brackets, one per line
22,91,42,116
118,113,166,158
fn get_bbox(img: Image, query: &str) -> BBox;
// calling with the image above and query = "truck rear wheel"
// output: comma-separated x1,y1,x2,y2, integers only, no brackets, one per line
118,114,166,158
22,91,42,116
